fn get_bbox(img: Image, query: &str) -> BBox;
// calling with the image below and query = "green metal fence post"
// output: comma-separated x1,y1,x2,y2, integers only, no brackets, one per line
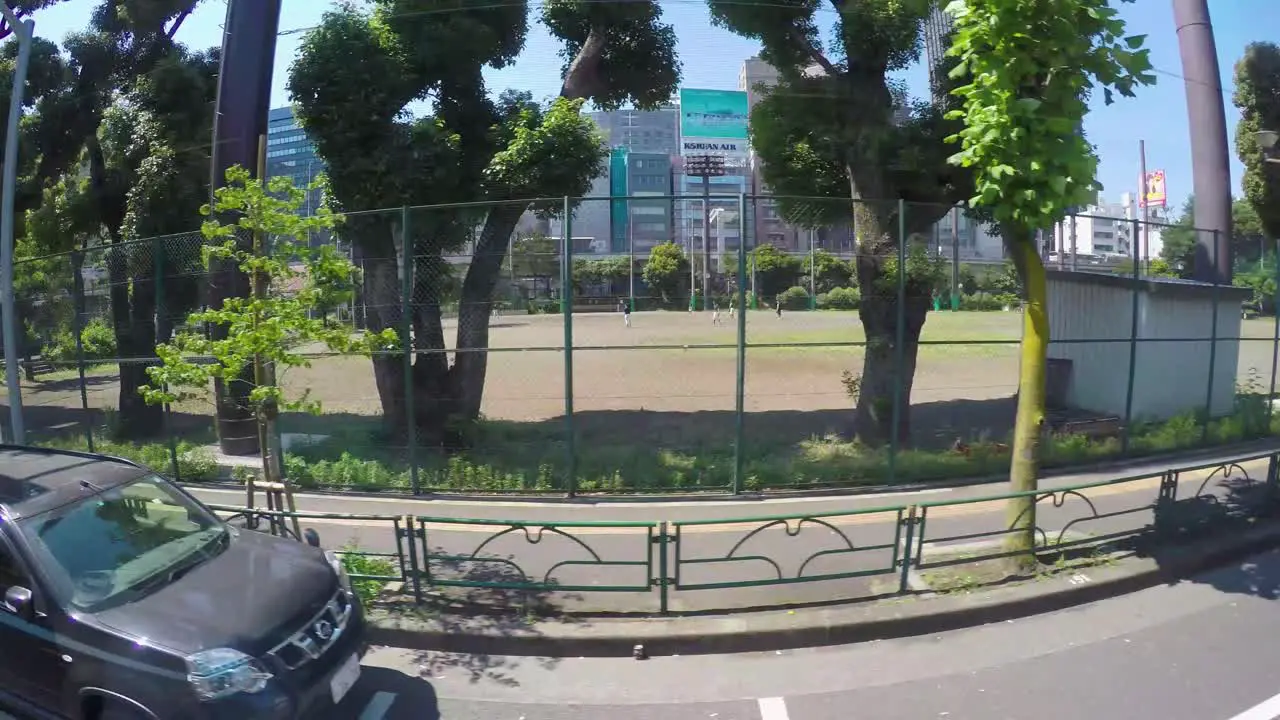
1267,238,1279,433
153,237,181,480
70,249,94,452
400,206,420,495
1203,230,1221,445
658,522,670,614
562,197,578,496
888,199,907,481
733,193,748,494
1121,218,1141,454
897,505,917,593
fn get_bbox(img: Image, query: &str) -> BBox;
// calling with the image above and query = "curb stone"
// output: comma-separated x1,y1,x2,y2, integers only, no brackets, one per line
365,521,1280,657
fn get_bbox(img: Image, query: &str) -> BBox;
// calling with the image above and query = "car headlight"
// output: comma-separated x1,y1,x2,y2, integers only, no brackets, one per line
185,647,273,701
324,549,353,593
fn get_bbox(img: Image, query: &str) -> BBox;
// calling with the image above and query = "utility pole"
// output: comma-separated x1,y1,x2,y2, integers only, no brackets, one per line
0,5,33,444
208,0,283,455
684,154,725,310
1172,0,1233,283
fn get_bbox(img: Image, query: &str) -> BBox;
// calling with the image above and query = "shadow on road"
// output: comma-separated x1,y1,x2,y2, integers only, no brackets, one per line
352,667,441,719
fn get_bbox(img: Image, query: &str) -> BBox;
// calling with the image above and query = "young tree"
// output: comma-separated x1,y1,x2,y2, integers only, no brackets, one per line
141,167,396,500
289,1,679,444
709,0,972,445
642,241,689,305
750,244,803,298
804,249,853,294
1233,42,1280,242
945,0,1154,564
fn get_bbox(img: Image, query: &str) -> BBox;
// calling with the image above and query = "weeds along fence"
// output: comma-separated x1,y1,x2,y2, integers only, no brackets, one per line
205,447,1280,614
3,196,1278,496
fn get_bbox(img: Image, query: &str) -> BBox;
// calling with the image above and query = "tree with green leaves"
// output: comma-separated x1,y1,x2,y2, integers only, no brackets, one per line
510,232,561,298
289,1,679,444
1161,196,1267,277
5,1,206,437
945,0,1153,564
1233,41,1280,243
642,241,688,306
710,0,972,445
142,167,396,496
804,249,853,295
750,244,803,298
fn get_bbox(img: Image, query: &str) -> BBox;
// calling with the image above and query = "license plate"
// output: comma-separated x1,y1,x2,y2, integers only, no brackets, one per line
329,653,361,704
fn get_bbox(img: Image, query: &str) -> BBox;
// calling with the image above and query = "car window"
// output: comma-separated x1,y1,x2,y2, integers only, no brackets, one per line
0,538,28,593
18,475,226,611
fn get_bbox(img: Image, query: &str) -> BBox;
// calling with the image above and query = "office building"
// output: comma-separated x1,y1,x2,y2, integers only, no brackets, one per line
923,4,955,105
588,107,680,155
265,106,326,217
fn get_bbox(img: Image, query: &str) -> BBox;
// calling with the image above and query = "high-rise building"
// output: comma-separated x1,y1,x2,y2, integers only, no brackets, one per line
265,107,326,216
738,57,800,252
588,107,680,155
923,4,955,105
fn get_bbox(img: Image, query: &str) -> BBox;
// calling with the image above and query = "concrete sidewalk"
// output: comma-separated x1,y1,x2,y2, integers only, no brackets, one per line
199,445,1278,615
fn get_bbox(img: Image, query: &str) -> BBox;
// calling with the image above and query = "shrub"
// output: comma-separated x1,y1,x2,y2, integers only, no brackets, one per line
45,318,117,363
779,285,810,310
820,286,860,310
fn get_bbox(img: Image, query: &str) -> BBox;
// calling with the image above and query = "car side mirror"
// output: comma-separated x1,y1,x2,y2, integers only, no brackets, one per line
303,528,321,548
3,586,33,617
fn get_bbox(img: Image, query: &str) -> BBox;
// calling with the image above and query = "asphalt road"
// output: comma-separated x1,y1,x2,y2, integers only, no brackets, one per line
189,451,1275,613
326,546,1280,719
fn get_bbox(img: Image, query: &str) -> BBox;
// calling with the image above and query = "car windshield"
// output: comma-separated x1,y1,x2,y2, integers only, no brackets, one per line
19,474,227,612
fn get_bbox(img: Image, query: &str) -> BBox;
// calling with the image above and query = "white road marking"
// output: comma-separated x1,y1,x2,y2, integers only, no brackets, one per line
758,696,790,720
1226,691,1280,720
359,691,397,720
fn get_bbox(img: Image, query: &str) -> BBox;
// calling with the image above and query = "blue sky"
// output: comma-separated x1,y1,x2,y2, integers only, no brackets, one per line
23,0,1280,213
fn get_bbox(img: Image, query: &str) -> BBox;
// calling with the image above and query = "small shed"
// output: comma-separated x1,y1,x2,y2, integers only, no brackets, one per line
1045,270,1252,421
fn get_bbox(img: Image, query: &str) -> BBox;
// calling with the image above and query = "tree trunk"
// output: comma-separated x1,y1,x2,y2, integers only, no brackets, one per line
854,282,927,446
118,251,163,440
448,204,525,422
1006,234,1049,571
358,223,409,436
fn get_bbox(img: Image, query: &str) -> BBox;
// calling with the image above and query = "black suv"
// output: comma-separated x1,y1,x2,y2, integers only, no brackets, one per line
0,446,366,719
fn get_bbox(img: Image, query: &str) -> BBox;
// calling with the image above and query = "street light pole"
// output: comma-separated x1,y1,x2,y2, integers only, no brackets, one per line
0,6,34,444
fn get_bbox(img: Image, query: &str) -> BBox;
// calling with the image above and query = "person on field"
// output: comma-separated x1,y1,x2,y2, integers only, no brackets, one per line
775,293,783,318
619,298,631,328
711,301,722,326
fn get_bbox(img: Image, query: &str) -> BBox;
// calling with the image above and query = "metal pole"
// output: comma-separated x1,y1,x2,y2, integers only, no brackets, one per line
1139,139,1151,275
1069,211,1079,271
701,175,711,310
809,227,816,309
70,250,93,451
950,206,960,310
889,199,907,480
1267,238,1280,432
1122,217,1142,454
562,197,577,496
400,206,419,495
1203,229,1221,444
628,197,635,312
0,14,33,444
733,193,748,494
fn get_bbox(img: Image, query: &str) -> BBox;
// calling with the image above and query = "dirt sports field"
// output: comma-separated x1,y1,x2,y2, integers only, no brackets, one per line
11,310,1280,450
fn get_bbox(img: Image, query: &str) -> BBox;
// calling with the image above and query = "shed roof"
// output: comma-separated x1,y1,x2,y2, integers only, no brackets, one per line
1045,269,1253,303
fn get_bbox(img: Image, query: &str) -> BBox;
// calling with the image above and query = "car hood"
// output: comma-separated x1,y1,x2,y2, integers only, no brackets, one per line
91,528,338,656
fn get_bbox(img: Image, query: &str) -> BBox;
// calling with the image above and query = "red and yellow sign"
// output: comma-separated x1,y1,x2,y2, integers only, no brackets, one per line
1141,169,1167,208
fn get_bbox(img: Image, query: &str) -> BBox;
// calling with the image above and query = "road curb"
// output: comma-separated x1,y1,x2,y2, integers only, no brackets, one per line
365,521,1280,657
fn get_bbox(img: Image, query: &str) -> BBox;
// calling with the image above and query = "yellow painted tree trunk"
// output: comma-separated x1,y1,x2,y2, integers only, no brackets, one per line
1006,237,1050,570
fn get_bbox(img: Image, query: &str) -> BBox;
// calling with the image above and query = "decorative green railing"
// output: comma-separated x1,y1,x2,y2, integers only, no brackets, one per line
205,447,1280,615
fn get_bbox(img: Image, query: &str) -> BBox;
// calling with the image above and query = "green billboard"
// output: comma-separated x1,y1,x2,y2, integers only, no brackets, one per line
679,88,749,139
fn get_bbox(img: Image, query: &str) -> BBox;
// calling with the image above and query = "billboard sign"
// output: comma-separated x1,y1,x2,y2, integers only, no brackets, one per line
1140,169,1167,208
679,88,749,140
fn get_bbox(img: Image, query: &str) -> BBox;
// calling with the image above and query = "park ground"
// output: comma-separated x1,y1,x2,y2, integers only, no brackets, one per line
10,309,1280,491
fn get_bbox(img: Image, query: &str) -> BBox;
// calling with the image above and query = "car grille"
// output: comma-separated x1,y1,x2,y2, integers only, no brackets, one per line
267,589,354,671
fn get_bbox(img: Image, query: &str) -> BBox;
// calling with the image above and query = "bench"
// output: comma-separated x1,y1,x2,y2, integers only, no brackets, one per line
1055,416,1123,439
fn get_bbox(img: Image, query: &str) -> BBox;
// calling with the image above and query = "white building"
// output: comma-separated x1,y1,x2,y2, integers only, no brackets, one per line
1048,194,1168,264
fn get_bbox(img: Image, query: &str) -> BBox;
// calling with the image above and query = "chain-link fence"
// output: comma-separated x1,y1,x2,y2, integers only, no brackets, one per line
2,196,1275,496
